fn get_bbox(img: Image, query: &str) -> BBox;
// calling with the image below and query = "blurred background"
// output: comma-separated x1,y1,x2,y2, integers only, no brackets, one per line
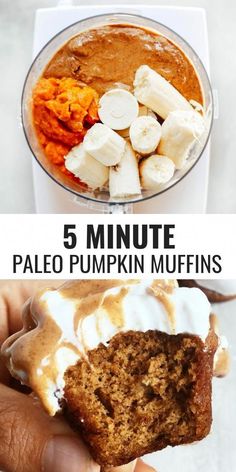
0,0,235,213
145,296,236,472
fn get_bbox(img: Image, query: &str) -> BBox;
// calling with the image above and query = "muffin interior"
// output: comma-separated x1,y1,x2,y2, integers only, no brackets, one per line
64,330,215,466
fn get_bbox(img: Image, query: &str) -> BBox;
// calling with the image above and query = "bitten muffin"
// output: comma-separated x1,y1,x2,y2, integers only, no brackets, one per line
1,280,223,467
64,329,217,466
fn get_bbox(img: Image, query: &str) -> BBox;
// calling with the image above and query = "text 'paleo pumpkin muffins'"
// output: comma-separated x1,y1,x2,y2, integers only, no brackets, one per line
1,280,226,466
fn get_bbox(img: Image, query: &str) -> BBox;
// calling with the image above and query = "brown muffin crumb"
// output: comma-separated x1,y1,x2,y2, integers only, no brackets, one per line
64,330,217,466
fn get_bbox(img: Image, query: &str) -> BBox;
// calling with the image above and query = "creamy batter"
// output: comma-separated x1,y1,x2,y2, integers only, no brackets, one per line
44,25,203,104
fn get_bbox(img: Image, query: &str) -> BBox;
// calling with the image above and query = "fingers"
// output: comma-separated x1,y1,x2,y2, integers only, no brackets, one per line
0,285,9,344
0,281,63,385
102,460,137,472
135,459,157,472
0,383,99,472
0,280,63,335
115,461,137,472
0,281,61,384
102,458,157,472
0,287,11,384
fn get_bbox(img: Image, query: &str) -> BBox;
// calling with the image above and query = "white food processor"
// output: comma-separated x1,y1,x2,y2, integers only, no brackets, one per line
24,3,215,213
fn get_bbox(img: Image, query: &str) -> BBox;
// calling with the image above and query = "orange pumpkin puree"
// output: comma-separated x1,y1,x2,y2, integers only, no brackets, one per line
33,77,99,183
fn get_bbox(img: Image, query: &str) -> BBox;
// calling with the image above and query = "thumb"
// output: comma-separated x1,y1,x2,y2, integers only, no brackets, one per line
0,383,100,472
135,459,157,472
102,460,137,472
102,458,157,472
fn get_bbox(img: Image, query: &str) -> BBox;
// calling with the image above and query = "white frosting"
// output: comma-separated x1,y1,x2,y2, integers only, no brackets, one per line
37,281,211,414
197,280,236,296
2,281,213,415
42,281,211,349
214,335,229,372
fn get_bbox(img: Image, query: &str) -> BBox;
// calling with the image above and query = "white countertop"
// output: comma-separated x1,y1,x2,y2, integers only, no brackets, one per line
0,0,236,213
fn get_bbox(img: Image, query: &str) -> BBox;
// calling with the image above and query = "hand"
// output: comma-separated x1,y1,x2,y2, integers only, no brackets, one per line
0,281,156,472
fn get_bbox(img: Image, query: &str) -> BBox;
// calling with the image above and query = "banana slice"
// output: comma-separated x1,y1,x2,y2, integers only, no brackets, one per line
129,115,162,154
65,143,109,189
134,65,192,119
109,143,141,198
98,88,139,130
158,110,206,169
118,105,156,139
138,105,156,119
83,123,126,166
140,155,175,190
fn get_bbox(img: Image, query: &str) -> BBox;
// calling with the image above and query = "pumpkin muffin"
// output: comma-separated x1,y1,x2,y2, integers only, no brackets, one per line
1,280,222,466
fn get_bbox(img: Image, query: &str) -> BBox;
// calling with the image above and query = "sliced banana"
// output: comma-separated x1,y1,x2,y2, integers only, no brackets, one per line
98,88,139,130
134,65,192,119
117,127,131,139
117,105,156,139
129,115,162,155
140,155,175,190
83,123,126,166
109,142,141,198
138,105,156,119
158,110,206,169
65,143,109,189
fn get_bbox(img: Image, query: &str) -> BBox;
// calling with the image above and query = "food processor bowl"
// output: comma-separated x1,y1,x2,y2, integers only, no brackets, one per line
22,13,213,210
